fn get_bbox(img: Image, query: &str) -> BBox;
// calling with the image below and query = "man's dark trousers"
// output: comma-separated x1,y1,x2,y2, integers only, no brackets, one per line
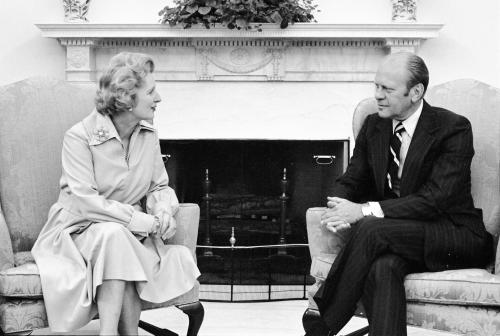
313,216,491,336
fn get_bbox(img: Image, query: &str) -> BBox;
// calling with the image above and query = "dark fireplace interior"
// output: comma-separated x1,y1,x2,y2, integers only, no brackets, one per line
161,139,348,246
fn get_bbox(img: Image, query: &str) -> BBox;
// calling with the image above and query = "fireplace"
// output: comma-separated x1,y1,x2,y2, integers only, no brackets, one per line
162,139,348,245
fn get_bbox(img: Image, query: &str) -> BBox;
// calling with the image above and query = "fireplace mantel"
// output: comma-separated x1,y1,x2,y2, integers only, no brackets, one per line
35,22,443,140
37,23,443,82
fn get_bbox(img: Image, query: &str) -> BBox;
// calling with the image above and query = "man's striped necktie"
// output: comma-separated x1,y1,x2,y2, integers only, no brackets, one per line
387,121,405,195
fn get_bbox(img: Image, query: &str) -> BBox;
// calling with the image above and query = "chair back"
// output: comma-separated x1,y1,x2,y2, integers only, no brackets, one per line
0,205,14,270
352,97,377,140
426,79,500,236
0,78,95,252
351,80,500,236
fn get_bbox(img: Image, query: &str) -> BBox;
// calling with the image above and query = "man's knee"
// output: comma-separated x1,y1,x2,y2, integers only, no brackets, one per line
354,216,387,241
368,255,408,282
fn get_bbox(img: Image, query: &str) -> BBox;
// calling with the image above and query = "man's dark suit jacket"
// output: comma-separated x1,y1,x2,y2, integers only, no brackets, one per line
333,100,491,271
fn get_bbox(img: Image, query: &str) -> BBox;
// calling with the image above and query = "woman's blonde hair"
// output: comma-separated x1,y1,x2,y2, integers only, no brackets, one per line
95,52,155,116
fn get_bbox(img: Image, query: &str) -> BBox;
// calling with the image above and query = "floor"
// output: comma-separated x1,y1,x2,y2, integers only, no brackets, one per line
33,300,459,336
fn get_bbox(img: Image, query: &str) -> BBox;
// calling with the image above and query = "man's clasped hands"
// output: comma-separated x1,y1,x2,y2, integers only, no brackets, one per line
321,197,364,233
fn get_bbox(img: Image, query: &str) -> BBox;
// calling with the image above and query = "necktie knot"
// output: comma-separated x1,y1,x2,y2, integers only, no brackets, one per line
394,122,405,135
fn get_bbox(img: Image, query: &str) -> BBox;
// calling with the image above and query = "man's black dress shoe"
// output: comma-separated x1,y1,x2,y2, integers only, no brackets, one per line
303,318,332,336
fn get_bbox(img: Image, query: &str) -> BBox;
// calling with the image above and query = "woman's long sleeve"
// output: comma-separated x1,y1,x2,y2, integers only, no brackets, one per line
60,124,155,235
145,136,179,219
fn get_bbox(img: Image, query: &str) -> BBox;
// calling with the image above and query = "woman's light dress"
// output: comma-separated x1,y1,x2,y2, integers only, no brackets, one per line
32,111,200,332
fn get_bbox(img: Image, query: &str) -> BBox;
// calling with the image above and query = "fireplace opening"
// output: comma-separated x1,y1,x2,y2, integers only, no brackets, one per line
162,139,347,243
161,139,348,300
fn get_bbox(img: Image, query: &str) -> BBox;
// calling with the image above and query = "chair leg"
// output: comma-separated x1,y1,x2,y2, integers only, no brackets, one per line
177,301,204,336
138,320,178,336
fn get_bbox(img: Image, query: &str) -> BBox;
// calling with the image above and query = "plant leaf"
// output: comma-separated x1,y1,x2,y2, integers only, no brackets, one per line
270,11,282,23
198,6,212,15
235,18,248,28
186,5,199,14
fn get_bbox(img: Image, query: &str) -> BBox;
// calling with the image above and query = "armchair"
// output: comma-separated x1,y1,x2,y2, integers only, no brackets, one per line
0,78,204,335
303,79,500,335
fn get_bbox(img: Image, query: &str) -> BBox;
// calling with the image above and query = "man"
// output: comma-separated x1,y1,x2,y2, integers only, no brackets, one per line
311,52,492,336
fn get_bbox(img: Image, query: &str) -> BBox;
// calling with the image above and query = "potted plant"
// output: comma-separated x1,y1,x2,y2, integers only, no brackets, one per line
159,0,318,31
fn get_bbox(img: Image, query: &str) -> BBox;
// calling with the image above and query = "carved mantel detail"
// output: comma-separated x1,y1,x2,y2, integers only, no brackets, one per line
36,23,443,82
194,40,286,81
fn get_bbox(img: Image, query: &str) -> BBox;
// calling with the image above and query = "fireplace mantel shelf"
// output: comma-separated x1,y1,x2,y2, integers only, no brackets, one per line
37,22,443,40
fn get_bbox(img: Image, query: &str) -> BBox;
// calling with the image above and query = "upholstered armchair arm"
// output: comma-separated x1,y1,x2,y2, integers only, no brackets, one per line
167,203,200,257
306,207,352,310
306,207,351,264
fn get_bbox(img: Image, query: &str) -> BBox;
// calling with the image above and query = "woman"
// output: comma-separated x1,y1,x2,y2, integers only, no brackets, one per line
32,52,200,335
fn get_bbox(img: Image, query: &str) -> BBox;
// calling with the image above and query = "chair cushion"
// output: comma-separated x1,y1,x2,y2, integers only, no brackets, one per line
407,302,500,336
0,263,42,298
310,254,500,307
0,299,47,333
405,269,500,306
14,251,35,266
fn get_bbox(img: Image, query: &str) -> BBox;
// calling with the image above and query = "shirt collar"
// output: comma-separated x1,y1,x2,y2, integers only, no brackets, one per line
392,100,423,138
138,119,156,132
90,112,155,146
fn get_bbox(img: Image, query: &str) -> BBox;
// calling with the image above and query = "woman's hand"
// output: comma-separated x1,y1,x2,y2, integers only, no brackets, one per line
157,211,176,241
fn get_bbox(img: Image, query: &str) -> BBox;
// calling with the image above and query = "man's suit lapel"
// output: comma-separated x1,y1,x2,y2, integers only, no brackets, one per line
400,100,439,196
370,118,392,197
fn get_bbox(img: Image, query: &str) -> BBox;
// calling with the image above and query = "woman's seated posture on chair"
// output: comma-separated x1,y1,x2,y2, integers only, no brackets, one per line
32,52,200,335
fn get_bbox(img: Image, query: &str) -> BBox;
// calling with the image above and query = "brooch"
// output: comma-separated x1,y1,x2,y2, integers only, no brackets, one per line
93,126,110,142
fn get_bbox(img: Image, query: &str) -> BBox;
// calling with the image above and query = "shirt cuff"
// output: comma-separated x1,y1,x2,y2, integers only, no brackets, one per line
362,202,385,218
128,210,155,237
368,202,384,217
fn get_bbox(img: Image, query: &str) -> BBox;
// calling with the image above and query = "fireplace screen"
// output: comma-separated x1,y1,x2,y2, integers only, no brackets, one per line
197,243,312,302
